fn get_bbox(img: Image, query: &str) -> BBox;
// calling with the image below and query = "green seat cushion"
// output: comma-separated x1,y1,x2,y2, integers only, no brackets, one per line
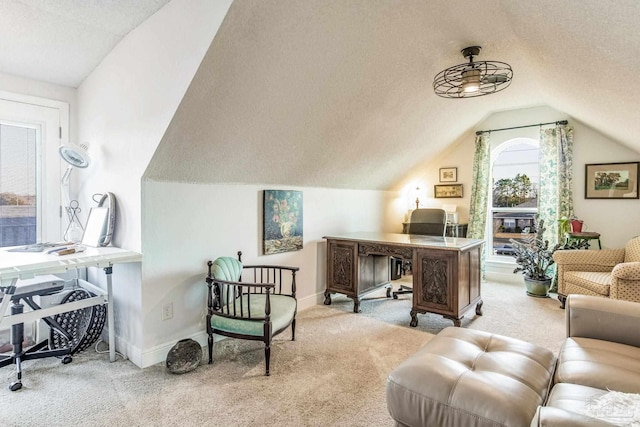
211,294,296,337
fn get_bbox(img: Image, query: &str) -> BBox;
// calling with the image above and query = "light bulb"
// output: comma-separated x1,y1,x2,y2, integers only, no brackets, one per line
461,69,481,93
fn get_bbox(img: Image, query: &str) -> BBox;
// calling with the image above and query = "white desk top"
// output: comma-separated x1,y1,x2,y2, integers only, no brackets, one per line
0,246,142,285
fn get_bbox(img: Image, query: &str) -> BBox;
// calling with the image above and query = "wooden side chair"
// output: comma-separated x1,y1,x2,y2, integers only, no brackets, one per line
205,251,298,375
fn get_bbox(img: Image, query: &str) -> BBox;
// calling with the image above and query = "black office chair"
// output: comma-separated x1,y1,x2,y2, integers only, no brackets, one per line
0,279,106,391
393,208,447,299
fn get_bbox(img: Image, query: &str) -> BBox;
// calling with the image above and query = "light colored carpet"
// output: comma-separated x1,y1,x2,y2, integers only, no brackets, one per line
0,279,565,427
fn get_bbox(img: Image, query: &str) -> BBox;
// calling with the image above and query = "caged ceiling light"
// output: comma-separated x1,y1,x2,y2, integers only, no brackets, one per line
433,46,513,98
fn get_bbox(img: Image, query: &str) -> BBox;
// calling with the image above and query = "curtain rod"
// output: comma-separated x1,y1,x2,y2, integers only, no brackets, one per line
475,120,568,136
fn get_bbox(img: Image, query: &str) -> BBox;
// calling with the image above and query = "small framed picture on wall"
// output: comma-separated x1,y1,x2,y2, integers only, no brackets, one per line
434,184,463,198
439,167,457,182
585,162,640,199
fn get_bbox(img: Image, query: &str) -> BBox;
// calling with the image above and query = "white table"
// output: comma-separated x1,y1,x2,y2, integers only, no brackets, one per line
0,246,142,362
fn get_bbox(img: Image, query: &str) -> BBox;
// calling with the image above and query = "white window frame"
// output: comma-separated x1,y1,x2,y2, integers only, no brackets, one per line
0,91,69,244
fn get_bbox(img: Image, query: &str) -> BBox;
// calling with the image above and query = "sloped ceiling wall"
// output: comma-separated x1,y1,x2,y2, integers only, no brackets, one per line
144,0,640,190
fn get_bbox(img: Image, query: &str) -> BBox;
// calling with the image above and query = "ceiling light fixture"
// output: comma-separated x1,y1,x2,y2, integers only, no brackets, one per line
433,46,513,98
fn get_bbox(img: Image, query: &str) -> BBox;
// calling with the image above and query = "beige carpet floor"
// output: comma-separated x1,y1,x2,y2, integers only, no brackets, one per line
0,279,565,427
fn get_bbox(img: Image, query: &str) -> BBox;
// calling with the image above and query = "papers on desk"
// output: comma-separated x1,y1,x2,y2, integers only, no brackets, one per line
46,245,86,256
7,242,73,253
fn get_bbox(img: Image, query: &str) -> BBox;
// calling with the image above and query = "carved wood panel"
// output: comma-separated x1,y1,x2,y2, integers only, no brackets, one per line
358,243,413,259
327,241,356,293
420,257,449,306
413,248,455,314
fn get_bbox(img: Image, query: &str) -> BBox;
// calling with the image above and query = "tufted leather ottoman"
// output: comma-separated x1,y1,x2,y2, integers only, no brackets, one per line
386,327,557,427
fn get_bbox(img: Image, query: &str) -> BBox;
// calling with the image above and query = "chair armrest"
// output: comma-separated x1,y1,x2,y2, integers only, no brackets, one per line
530,406,614,426
553,248,624,269
566,294,640,347
610,262,640,301
611,261,640,279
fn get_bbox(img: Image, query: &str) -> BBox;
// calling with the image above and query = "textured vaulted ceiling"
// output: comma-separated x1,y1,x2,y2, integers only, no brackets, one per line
1,1,639,190
146,0,640,189
0,0,170,87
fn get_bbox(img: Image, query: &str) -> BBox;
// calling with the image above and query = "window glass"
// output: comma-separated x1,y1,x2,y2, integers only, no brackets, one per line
490,139,539,259
0,123,38,247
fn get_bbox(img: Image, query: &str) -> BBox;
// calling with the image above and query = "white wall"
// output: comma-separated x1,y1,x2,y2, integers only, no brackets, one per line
76,0,233,251
75,0,233,366
0,71,76,119
140,181,395,366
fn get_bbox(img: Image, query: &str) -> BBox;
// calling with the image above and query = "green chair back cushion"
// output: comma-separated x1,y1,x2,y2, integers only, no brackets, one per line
211,257,242,281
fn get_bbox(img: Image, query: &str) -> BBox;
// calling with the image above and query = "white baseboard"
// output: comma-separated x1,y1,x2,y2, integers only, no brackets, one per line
134,293,325,369
485,259,522,285
137,330,210,368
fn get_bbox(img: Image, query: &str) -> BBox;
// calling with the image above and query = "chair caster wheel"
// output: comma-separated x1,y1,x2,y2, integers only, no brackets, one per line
9,381,22,391
393,294,398,300
62,356,73,364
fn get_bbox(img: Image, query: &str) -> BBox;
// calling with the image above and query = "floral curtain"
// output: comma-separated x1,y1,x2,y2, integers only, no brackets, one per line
538,125,574,248
539,125,574,290
467,133,491,239
467,133,490,275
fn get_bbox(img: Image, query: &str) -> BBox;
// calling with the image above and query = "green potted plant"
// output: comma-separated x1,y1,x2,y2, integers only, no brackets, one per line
510,216,560,297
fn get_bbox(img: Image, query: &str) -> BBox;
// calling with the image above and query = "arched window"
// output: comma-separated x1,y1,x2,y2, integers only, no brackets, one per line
488,137,539,260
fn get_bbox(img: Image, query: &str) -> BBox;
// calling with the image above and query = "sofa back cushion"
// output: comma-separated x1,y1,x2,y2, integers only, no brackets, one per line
624,236,640,262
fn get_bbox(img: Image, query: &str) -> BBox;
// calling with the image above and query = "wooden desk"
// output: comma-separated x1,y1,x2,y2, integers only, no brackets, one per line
0,246,142,362
323,232,484,327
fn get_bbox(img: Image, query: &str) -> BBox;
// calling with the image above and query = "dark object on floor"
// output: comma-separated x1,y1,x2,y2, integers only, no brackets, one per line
166,338,202,374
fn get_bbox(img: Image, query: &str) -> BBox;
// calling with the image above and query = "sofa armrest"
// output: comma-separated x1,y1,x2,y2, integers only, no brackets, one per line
566,294,640,347
610,262,640,302
553,248,624,270
530,406,614,426
611,261,640,279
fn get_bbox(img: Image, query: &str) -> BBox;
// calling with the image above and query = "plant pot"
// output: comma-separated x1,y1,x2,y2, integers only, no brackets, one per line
570,220,583,233
523,277,551,298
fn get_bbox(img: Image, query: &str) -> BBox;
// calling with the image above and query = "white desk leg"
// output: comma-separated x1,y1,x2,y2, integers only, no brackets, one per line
104,264,116,362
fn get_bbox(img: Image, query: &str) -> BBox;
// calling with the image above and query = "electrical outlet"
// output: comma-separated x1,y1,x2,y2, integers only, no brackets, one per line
162,302,173,321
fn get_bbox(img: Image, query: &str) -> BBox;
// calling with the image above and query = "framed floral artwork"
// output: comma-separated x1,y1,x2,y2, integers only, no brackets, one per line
263,190,303,254
585,162,640,199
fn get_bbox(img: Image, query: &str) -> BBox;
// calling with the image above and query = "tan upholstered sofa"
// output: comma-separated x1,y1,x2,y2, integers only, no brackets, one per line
531,294,640,426
386,295,640,426
553,236,640,308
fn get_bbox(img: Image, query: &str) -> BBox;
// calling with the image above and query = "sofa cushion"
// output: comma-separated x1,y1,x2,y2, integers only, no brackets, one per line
386,327,556,427
545,383,607,419
555,337,640,393
564,272,611,296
